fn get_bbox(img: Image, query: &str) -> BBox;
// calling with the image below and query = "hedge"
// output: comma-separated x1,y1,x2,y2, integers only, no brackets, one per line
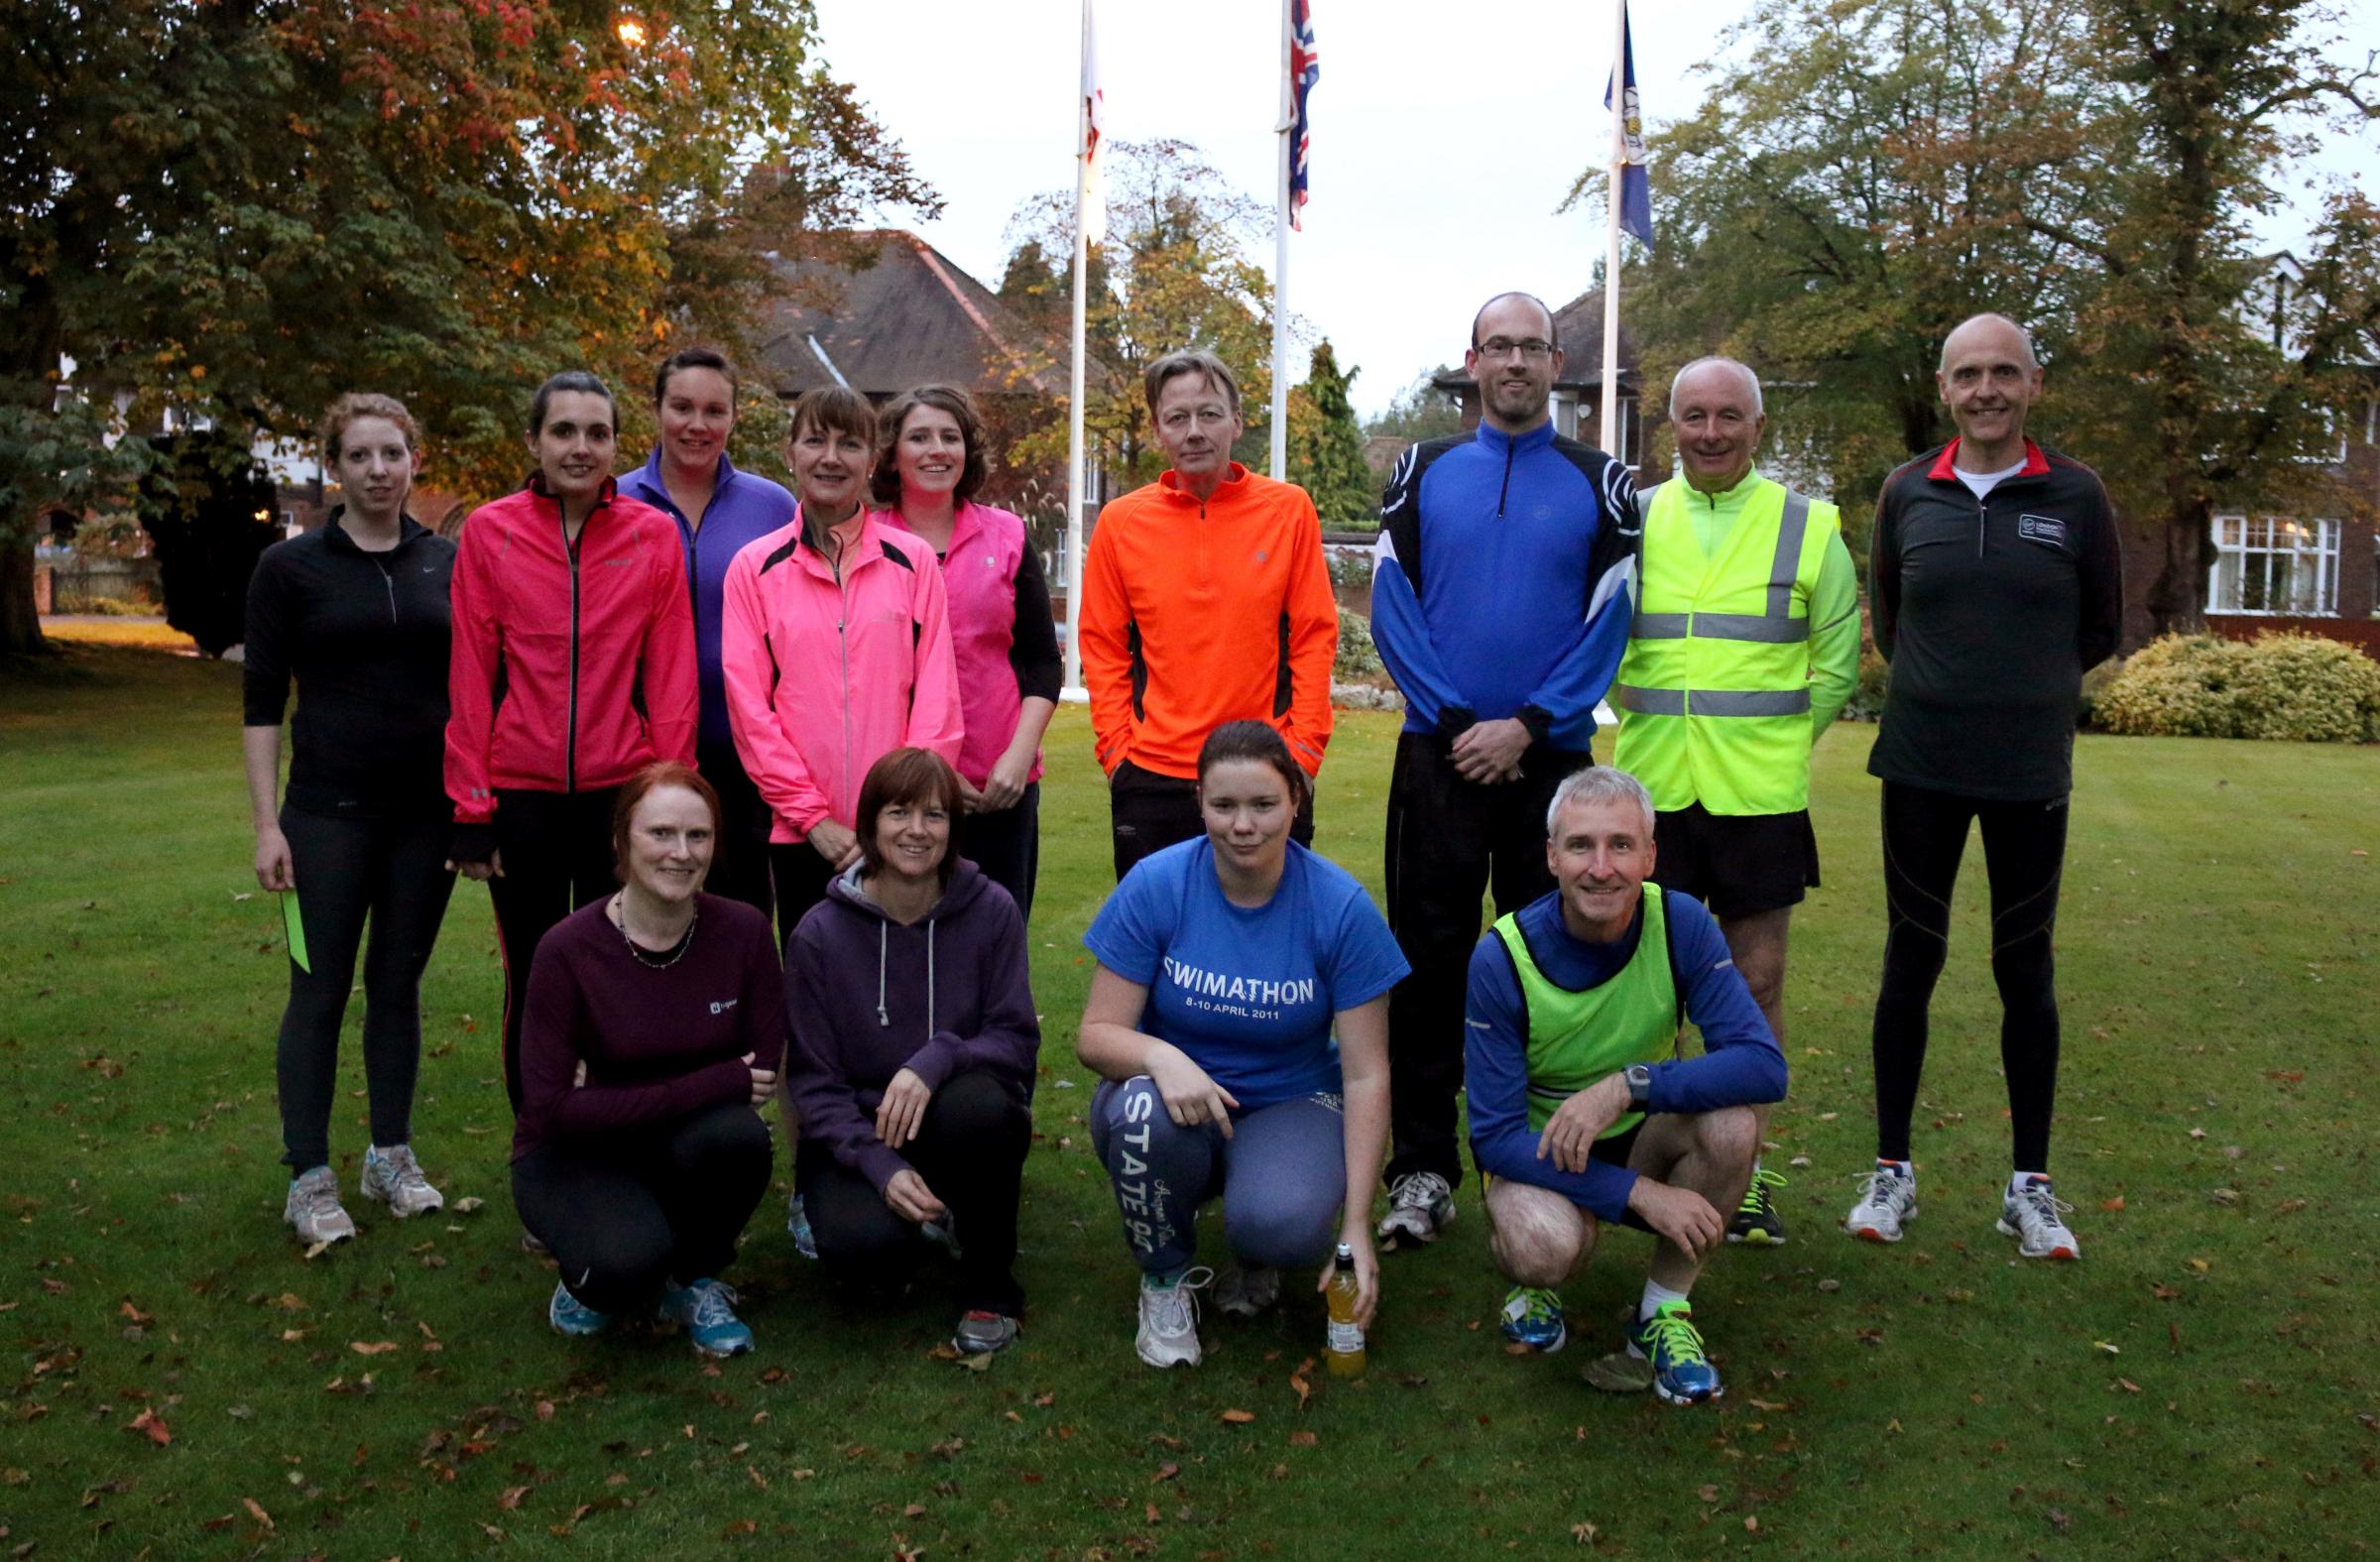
2092,632,2380,743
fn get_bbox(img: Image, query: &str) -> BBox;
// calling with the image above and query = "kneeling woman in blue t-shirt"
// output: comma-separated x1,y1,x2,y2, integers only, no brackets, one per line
1078,721,1406,1370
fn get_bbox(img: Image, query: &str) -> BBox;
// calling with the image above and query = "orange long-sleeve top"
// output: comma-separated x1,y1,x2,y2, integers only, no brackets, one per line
1079,463,1339,781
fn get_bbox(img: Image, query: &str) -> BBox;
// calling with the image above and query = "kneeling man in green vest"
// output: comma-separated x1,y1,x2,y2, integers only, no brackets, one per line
1612,357,1858,1245
1465,766,1787,1405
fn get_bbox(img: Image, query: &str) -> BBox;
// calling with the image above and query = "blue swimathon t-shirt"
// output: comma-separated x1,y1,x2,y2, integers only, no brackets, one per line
1084,838,1409,1112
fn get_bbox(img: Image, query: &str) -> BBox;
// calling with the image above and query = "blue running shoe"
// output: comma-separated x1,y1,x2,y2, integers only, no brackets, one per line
548,1281,610,1339
786,1194,818,1261
658,1277,754,1358
1626,1299,1722,1404
1498,1285,1568,1353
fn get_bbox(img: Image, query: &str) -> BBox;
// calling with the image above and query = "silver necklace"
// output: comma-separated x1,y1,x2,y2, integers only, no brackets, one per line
611,894,697,969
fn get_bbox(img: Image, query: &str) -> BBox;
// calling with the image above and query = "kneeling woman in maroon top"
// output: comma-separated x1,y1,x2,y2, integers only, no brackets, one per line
511,763,782,1357
783,748,1040,1355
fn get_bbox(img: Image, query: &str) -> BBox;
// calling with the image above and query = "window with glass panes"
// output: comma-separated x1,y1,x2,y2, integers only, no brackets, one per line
2208,516,2340,615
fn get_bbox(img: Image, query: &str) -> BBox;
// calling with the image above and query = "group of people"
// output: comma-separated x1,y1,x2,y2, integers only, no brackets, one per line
241,293,2120,1404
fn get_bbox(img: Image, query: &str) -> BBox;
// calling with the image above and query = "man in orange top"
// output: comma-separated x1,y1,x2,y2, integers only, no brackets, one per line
1081,350,1340,880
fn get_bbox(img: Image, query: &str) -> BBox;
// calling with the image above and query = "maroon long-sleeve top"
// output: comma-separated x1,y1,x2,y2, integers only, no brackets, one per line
511,895,785,1160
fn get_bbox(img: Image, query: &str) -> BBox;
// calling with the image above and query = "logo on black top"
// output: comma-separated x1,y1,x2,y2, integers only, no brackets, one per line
2016,514,2068,547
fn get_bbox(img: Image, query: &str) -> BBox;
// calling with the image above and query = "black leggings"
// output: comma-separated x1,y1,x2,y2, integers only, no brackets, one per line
512,1101,773,1314
957,783,1041,926
276,806,456,1169
795,1070,1032,1316
489,788,619,1111
1871,781,2069,1171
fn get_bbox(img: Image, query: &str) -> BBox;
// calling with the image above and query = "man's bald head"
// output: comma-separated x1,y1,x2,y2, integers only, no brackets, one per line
1668,357,1764,421
1470,292,1559,350
1939,313,2038,374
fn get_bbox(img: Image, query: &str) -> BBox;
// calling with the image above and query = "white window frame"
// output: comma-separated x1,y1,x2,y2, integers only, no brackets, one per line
2208,514,2340,616
2296,404,2350,465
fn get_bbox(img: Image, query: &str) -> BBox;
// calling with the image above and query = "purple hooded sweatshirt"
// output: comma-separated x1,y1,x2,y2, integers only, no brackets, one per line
783,859,1040,1194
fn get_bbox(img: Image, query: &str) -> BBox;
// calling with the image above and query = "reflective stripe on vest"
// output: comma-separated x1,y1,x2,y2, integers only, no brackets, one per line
1492,889,1681,1139
1613,478,1840,815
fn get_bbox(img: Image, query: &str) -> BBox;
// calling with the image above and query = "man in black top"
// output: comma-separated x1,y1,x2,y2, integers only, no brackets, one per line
1845,312,2121,1263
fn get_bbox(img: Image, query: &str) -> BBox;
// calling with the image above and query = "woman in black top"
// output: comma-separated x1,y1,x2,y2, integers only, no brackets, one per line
242,393,458,1249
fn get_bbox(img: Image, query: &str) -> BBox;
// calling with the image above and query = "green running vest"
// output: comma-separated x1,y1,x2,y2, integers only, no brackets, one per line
1612,477,1841,815
1492,888,1682,1137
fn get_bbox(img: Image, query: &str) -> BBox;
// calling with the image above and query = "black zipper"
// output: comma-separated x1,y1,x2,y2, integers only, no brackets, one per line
1496,435,1515,517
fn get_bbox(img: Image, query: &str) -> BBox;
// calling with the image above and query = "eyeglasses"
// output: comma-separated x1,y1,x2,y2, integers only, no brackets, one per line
1475,338,1555,362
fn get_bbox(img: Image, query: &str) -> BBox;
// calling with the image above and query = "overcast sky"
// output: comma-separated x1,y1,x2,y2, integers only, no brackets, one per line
810,0,2378,421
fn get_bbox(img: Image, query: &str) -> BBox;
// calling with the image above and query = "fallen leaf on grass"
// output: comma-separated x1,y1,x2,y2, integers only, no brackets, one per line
1152,1462,1181,1483
1218,1408,1255,1424
451,1196,485,1214
2115,1379,2142,1393
1289,1431,1317,1448
2100,1196,2125,1212
119,1301,153,1325
2092,1340,2121,1355
349,1341,400,1356
1571,1521,1600,1543
2188,1257,2210,1272
1698,1484,1721,1502
301,1241,334,1261
1748,1397,1789,1412
242,1497,274,1530
723,1518,758,1535
1288,1358,1313,1410
125,1408,171,1446
499,1486,530,1510
2152,1284,2182,1300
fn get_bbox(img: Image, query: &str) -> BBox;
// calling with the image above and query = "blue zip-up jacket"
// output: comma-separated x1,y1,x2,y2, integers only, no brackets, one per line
1465,887,1785,1223
621,448,797,752
1369,421,1639,752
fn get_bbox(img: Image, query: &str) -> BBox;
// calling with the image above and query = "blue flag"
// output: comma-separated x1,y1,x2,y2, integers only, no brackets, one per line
1604,1,1653,248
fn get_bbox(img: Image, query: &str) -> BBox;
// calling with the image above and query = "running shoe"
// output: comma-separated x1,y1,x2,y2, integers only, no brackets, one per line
1625,1299,1723,1405
1498,1285,1568,1353
359,1144,445,1219
1376,1171,1456,1251
953,1310,1019,1355
548,1281,610,1338
657,1277,755,1357
1997,1174,2081,1262
1844,1162,1918,1243
1727,1164,1788,1245
785,1193,818,1260
1215,1264,1282,1318
284,1165,356,1247
1134,1266,1214,1370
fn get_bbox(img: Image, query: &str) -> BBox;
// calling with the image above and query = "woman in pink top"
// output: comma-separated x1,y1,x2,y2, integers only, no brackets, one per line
720,386,963,937
869,385,1061,920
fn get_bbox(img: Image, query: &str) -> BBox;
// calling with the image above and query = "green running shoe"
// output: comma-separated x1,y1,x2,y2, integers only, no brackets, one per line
1727,1164,1788,1245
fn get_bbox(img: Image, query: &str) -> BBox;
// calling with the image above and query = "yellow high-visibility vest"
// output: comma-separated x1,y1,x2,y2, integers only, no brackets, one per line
1612,477,1841,816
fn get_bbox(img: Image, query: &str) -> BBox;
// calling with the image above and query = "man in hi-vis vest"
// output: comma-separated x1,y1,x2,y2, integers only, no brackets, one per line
1611,358,1859,1246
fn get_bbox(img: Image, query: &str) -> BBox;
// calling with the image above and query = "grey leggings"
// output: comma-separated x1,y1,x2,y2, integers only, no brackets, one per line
1090,1076,1345,1274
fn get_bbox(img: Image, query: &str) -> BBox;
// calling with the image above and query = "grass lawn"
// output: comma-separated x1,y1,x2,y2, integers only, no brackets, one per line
2,646,2374,1560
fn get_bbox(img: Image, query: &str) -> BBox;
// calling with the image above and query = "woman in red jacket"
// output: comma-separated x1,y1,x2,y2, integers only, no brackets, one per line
445,370,698,1113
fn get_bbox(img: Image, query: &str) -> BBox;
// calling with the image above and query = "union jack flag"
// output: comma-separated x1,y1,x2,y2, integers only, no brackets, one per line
1288,0,1319,229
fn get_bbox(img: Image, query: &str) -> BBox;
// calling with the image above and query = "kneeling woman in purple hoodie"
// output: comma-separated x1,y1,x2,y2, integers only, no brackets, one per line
782,748,1040,1354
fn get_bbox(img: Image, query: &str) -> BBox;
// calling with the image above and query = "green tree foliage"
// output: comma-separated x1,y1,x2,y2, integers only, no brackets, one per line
1365,374,1467,444
1002,140,1279,490
1595,0,2376,617
1,0,931,654
1287,341,1374,529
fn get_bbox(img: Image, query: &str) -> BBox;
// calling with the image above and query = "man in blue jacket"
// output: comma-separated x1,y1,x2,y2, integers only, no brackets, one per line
1464,767,1785,1404
1370,292,1640,1250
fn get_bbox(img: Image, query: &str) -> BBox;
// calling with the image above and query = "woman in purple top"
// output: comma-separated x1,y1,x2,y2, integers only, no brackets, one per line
868,385,1062,921
621,347,799,918
781,747,1040,1356
511,762,783,1357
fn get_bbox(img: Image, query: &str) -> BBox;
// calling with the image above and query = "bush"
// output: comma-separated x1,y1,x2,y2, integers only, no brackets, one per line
1838,646,1890,722
1334,610,1385,681
2093,632,2379,742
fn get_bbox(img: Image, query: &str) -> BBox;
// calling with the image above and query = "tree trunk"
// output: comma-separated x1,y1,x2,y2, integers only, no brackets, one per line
2144,477,2210,639
0,538,44,657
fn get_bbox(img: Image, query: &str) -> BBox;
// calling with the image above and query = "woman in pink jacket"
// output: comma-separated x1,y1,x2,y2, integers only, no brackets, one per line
723,386,962,1255
868,385,1061,920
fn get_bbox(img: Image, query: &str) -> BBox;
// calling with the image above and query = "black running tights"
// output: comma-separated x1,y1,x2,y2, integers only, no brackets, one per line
276,806,456,1169
1871,781,2069,1172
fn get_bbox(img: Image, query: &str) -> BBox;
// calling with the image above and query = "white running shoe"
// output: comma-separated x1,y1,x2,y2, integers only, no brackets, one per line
1844,1163,1917,1243
1997,1175,2081,1261
1376,1171,1456,1251
359,1144,445,1219
1215,1264,1281,1318
1134,1267,1214,1370
285,1166,356,1246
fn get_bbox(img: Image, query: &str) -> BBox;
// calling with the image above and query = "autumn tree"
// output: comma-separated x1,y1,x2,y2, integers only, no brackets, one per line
1,0,929,656
1287,341,1374,529
1365,374,1467,445
1003,140,1281,489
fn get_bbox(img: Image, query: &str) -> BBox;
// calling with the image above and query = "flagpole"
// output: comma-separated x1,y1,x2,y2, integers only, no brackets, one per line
1600,0,1625,459
1063,0,1093,696
1269,0,1293,480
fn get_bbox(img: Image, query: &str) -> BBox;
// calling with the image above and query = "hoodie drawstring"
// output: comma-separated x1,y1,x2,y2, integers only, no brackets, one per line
876,922,889,1026
926,921,937,1045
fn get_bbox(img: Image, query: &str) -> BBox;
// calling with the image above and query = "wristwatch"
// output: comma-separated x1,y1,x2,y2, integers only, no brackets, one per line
1623,1064,1653,1110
